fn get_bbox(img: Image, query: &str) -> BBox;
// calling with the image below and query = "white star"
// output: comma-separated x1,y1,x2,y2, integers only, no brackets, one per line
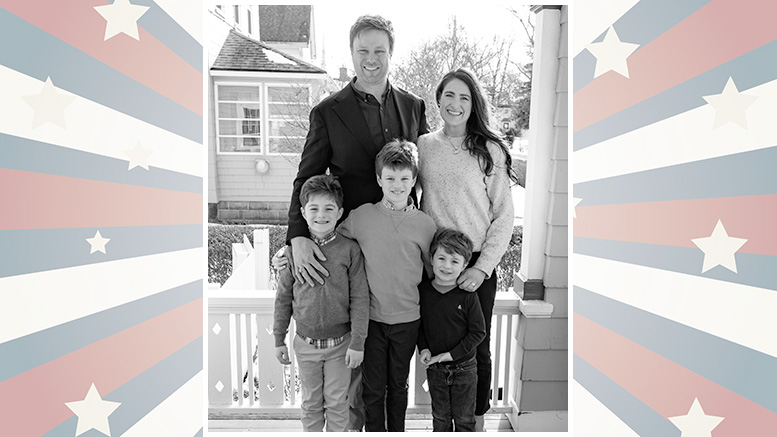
668,398,724,437
124,141,154,170
22,77,76,129
691,220,747,273
65,383,121,436
573,197,583,219
702,77,757,129
586,27,640,78
86,231,111,254
94,0,150,41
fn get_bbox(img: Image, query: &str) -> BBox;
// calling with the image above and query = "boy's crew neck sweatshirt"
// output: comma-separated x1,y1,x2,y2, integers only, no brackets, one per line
338,200,437,325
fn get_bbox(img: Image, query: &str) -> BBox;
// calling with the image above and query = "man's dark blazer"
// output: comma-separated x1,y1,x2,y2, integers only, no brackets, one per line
286,82,429,242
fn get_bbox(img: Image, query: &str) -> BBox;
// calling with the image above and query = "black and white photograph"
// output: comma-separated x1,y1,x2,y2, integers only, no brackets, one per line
205,3,568,433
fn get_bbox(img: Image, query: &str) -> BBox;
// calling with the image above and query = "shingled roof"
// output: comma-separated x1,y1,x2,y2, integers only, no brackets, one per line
258,5,311,43
211,30,325,74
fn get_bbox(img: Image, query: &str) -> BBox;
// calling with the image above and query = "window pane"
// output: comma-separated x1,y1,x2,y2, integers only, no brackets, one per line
268,86,309,103
269,120,306,138
219,137,237,153
219,120,238,135
268,103,308,120
269,137,304,154
218,86,260,101
242,120,261,135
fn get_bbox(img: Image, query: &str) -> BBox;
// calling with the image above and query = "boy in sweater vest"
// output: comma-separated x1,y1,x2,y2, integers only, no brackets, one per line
273,175,369,432
337,139,437,431
418,229,486,431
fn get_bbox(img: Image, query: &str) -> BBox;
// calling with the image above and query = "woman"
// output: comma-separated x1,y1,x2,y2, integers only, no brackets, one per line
417,67,520,431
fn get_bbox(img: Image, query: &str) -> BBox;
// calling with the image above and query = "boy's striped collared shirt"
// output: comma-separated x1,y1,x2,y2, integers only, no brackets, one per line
381,197,416,212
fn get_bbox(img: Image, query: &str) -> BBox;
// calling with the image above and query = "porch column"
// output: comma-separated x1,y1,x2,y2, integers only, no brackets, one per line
509,5,568,432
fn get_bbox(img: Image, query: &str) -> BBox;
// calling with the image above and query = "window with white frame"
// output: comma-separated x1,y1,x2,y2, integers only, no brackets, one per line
267,85,310,154
215,83,311,155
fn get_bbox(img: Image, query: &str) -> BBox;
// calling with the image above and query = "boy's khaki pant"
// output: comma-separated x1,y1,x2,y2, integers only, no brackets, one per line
294,332,351,432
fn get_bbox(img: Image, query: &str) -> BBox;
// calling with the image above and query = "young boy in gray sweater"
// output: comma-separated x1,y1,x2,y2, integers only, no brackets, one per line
273,175,369,432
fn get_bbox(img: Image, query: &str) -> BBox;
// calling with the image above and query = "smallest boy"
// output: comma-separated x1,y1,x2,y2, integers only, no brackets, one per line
273,174,369,432
418,228,486,432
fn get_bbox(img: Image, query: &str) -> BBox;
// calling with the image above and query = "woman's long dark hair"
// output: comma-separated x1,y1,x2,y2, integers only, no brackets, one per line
435,68,521,185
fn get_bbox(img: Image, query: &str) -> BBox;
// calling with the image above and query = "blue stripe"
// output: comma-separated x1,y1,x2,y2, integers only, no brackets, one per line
0,225,202,278
573,145,777,205
575,286,777,413
573,354,679,437
573,0,712,92
44,336,202,437
0,8,201,143
194,428,203,437
0,281,201,382
107,0,203,73
573,237,777,292
0,133,201,194
574,38,777,151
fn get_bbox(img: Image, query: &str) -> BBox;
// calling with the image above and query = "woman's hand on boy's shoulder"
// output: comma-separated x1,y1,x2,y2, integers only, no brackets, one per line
457,267,486,292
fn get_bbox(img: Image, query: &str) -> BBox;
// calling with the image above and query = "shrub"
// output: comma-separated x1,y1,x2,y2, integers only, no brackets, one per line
496,225,522,292
208,224,288,286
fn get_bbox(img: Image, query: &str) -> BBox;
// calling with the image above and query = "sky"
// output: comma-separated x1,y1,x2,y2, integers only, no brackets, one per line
311,2,534,78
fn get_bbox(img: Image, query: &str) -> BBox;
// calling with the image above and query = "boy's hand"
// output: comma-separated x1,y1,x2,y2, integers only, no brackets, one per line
457,267,486,292
271,247,289,271
275,345,291,365
419,349,432,366
291,237,329,286
345,348,364,369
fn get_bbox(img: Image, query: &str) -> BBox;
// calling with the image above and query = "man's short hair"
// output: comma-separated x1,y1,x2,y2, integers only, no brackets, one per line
430,228,474,264
349,14,395,55
375,139,419,178
300,174,344,208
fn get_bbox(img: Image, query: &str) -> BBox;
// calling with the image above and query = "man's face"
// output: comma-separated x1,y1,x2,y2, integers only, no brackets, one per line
351,29,392,89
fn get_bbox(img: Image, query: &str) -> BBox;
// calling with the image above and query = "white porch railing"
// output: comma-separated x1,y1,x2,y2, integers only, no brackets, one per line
208,290,520,418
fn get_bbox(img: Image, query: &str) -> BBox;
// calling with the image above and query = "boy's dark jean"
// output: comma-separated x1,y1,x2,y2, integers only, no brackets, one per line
426,356,478,432
362,319,420,432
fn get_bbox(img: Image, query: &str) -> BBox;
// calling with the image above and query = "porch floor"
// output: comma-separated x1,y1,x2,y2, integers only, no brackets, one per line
209,412,514,432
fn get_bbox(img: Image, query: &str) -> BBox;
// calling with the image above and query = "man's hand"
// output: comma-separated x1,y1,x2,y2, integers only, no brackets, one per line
457,267,486,292
291,237,329,286
275,345,291,365
345,348,364,369
271,247,289,271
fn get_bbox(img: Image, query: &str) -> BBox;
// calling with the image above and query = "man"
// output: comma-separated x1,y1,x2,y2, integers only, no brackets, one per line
284,14,429,431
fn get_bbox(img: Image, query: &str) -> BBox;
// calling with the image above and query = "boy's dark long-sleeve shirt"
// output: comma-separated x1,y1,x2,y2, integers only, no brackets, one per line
417,279,486,365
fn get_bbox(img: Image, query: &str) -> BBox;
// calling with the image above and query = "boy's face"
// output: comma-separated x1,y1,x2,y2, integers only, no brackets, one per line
431,247,467,286
301,194,343,238
377,166,416,209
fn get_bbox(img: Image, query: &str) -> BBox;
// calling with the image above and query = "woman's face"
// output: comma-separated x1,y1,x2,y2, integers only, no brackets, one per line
439,78,472,132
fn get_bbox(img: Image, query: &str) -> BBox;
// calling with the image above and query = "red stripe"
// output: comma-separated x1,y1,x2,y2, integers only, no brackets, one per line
573,195,777,256
0,299,202,436
0,169,201,230
1,0,202,116
574,0,777,132
575,312,777,434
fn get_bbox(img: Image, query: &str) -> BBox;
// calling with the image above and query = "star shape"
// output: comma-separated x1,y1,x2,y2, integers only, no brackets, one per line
124,141,154,170
702,77,757,129
668,398,724,437
573,197,583,219
86,230,111,254
94,0,150,41
586,26,640,78
691,219,747,273
22,77,76,129
65,383,121,436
